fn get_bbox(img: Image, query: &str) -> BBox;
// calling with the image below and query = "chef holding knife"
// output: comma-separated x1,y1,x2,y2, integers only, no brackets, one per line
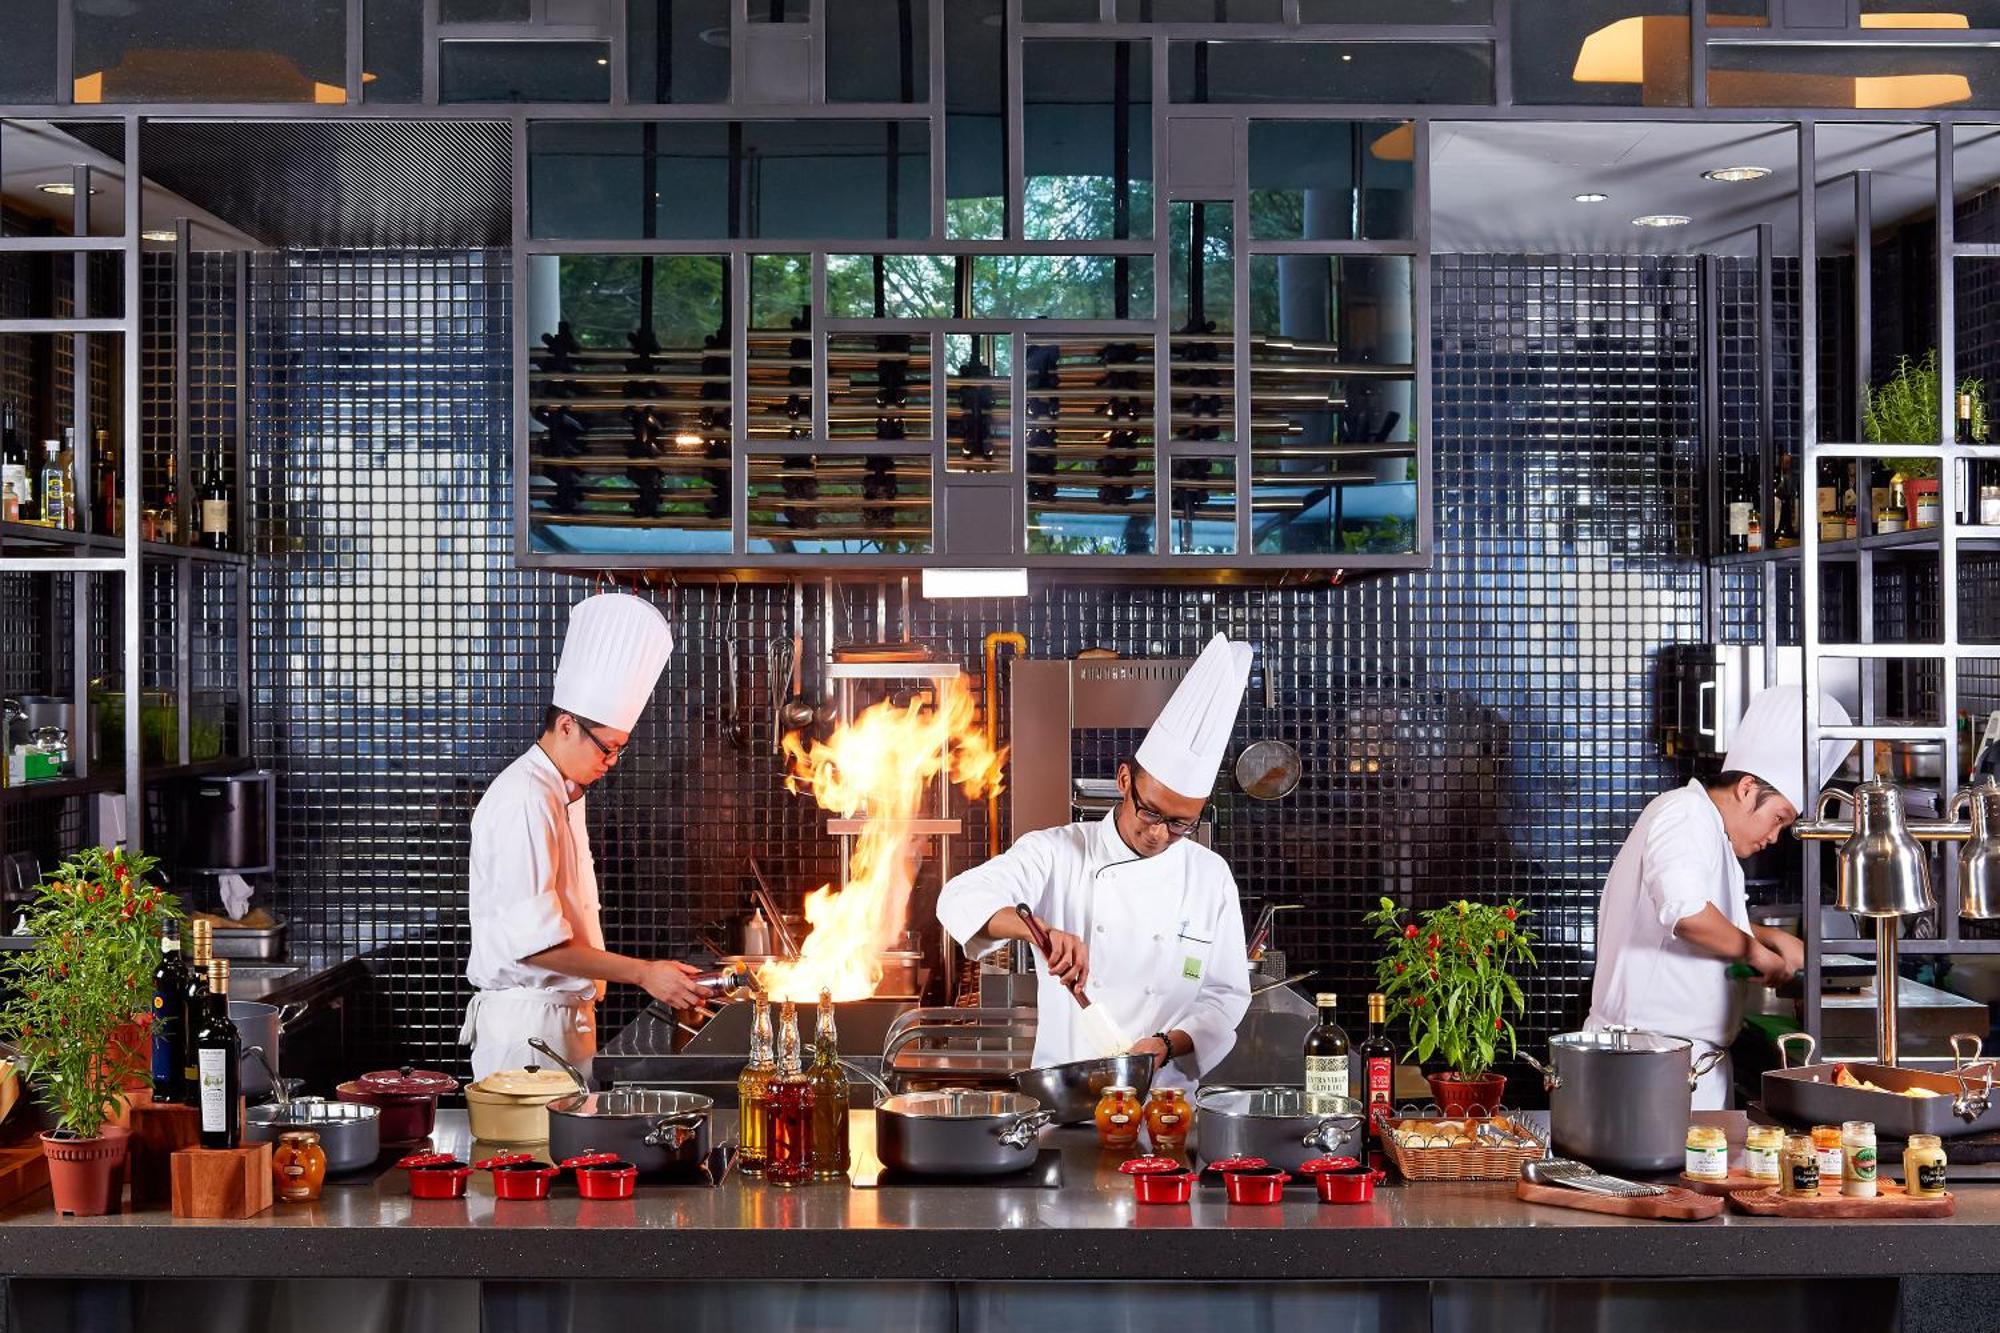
460,593,710,1080
937,633,1255,1090
1586,685,1855,1108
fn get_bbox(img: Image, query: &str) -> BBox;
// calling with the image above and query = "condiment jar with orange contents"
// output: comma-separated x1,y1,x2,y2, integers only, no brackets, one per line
1144,1087,1191,1152
1094,1085,1142,1150
273,1131,328,1203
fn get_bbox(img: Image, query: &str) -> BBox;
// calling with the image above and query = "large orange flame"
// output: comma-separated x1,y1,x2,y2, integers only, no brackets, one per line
762,676,1004,1003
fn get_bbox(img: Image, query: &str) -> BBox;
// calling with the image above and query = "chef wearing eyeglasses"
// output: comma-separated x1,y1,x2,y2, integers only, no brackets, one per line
938,634,1256,1090
460,593,710,1081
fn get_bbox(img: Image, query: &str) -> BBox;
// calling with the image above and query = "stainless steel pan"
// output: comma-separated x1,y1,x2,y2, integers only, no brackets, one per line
1761,1031,2000,1139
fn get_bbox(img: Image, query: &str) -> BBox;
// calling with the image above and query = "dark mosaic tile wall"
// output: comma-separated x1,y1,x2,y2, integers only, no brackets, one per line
239,248,1725,1092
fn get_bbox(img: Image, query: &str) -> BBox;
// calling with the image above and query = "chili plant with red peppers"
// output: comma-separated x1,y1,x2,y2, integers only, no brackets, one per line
1,848,179,1138
1364,897,1536,1081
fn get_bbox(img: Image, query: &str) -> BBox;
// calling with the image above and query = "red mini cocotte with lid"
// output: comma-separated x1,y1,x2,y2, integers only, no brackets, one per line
1118,1156,1194,1205
474,1153,564,1201
562,1153,639,1201
1296,1156,1385,1204
396,1153,473,1200
1205,1156,1292,1204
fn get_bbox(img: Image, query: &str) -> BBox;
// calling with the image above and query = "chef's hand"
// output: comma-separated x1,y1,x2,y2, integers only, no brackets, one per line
638,959,709,1010
1759,928,1806,979
1036,921,1090,989
1745,940,1793,987
1128,1035,1171,1070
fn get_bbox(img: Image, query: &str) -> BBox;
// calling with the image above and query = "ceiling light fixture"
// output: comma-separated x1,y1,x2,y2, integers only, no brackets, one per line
1702,165,1772,183
1573,192,1609,204
37,181,98,197
140,229,178,243
1632,213,1693,228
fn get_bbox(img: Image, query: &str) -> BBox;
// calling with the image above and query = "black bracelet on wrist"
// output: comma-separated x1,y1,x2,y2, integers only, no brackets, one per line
1153,1031,1173,1068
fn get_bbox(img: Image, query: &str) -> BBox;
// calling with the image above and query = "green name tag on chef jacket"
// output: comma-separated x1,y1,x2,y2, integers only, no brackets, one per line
1182,956,1203,979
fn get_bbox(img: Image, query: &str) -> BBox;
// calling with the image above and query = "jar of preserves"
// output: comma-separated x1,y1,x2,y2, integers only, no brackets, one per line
1143,1087,1190,1152
1810,1124,1844,1181
1779,1134,1820,1198
1743,1124,1785,1182
1094,1085,1142,1150
1840,1120,1878,1198
1683,1124,1729,1180
273,1131,327,1203
1903,1133,1948,1200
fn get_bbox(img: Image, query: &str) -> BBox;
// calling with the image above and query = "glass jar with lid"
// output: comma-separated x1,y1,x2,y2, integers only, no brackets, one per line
1810,1124,1844,1181
1094,1085,1142,1150
1684,1124,1729,1180
1779,1134,1819,1197
1903,1133,1947,1200
1143,1087,1190,1152
273,1131,327,1202
1743,1124,1785,1182
1840,1120,1878,1198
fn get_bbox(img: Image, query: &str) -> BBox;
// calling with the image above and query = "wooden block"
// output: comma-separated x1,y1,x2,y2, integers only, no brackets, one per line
1678,1168,1777,1197
0,1145,50,1208
1516,1178,1725,1221
1727,1180,1954,1219
170,1142,273,1219
129,1104,201,1208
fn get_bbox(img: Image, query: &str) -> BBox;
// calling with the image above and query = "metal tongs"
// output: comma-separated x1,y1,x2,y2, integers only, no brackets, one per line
1951,1032,1996,1121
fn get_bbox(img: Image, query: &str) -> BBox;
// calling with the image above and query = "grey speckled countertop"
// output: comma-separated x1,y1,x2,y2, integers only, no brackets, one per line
2,1111,1999,1281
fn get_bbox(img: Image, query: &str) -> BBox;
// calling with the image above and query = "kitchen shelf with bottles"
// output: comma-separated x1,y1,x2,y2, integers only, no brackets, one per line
0,518,250,567
1710,524,2000,567
0,758,244,809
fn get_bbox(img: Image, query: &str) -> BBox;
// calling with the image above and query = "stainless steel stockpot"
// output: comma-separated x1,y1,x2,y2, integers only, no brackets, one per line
1523,1027,1724,1173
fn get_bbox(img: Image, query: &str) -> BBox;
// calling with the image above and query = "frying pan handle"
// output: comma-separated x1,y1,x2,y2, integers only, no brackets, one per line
1520,1051,1560,1092
1775,1031,1817,1071
999,1109,1056,1149
644,1114,702,1149
528,1037,591,1092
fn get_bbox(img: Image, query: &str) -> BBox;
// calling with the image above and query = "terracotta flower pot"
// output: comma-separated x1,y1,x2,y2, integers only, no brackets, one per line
1426,1072,1507,1119
42,1126,130,1217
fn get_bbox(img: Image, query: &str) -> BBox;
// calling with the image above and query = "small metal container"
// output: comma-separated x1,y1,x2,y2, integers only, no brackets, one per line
245,1099,381,1175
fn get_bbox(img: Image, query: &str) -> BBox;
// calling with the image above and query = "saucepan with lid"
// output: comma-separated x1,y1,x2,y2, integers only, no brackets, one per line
245,1098,381,1174
1521,1026,1725,1173
466,1061,584,1146
336,1066,459,1146
1193,1086,1363,1173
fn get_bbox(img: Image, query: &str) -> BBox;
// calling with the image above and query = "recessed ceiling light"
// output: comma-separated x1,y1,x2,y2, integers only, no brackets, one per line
1341,53,1353,61
596,57,608,65
140,229,177,243
1702,165,1771,183
1573,192,1609,204
37,182,98,197
1632,213,1692,228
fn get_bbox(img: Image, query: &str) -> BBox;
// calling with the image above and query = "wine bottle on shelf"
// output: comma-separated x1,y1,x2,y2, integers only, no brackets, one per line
160,451,180,544
1746,506,1765,552
1352,992,1396,1149
95,428,120,537
0,402,27,524
151,921,192,1104
194,959,241,1150
1772,455,1800,549
1303,992,1350,1114
180,918,214,1090
200,454,231,551
1725,487,1751,554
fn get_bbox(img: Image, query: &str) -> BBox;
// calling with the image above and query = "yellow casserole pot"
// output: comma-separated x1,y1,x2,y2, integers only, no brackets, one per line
464,1066,580,1146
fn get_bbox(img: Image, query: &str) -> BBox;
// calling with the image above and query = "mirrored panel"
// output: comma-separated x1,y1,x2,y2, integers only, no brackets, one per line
1709,43,2000,109
627,0,732,103
525,253,733,556
1169,200,1233,445
364,0,424,102
1025,334,1158,555
743,119,931,240
1247,253,1416,556
73,0,348,103
0,0,58,105
1120,0,1284,19
1513,0,1690,107
747,452,932,554
1955,126,2000,529
1024,41,1153,242
1170,40,1492,104
829,333,933,444
946,331,1010,472
746,254,814,444
1169,457,1236,555
827,0,931,103
1298,0,1491,18
441,40,612,103
946,0,1007,240
824,254,1154,320
1249,120,1415,243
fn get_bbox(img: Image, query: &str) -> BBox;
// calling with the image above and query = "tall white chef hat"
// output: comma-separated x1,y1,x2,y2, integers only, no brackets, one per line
1722,684,1856,815
551,593,675,733
1133,632,1256,800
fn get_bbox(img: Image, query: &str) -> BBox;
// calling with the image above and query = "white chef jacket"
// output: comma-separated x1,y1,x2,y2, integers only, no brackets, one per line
937,809,1252,1091
461,745,605,1080
1585,780,1746,1109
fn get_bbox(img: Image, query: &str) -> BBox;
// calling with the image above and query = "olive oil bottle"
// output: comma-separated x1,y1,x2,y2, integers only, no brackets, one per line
737,996,775,1175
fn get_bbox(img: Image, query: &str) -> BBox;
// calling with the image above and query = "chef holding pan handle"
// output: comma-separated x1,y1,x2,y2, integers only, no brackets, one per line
460,594,711,1082
1586,685,1856,1109
937,633,1255,1089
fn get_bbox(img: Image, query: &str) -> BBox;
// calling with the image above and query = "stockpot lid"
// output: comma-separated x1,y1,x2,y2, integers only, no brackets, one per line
473,1066,582,1098
547,1088,714,1118
354,1066,459,1098
1551,1028,1690,1055
1194,1085,1363,1118
879,1089,1041,1119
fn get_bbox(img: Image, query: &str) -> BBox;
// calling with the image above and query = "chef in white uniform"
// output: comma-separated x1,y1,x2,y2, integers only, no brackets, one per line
1586,685,1855,1108
460,593,709,1081
937,633,1255,1090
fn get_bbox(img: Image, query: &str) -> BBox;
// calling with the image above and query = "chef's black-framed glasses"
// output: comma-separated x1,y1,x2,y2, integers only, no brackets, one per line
1128,788,1203,839
567,714,627,764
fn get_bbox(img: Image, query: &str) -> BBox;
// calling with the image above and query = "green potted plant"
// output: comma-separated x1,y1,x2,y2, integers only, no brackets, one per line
1366,896,1537,1117
1864,351,1986,526
1,848,176,1216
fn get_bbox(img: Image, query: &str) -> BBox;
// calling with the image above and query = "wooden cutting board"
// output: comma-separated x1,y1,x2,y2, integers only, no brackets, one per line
1516,1178,1725,1220
1727,1181,1953,1218
0,1146,49,1208
1678,1169,1777,1196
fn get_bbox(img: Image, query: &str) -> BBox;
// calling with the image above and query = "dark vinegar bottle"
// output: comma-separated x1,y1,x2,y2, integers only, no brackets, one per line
194,959,242,1149
151,921,191,1103
1353,992,1397,1148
